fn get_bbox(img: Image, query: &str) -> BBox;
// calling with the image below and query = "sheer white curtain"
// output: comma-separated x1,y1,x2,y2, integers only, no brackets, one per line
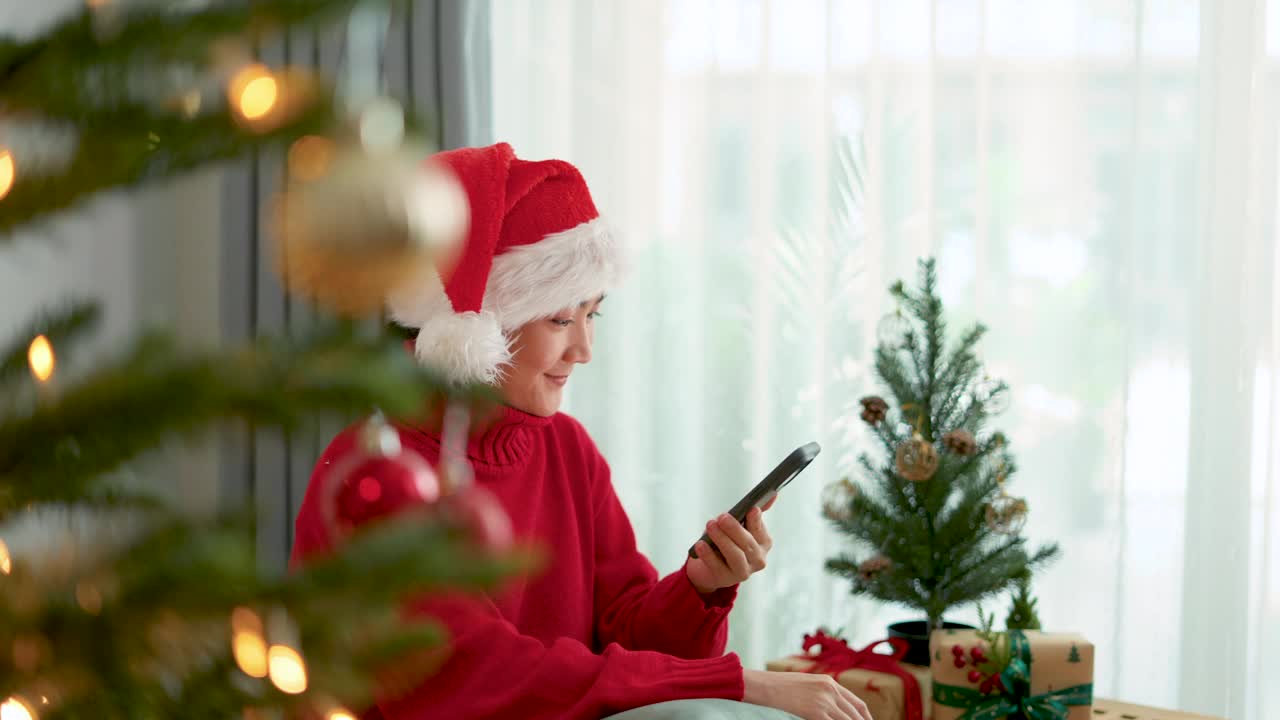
486,1,1280,717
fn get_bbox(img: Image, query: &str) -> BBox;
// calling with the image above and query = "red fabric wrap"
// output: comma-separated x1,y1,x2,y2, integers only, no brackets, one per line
797,630,924,720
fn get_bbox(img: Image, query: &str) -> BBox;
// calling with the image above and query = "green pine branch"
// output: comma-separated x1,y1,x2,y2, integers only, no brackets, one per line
0,1,395,95
0,512,538,719
0,317,493,517
1005,576,1043,630
0,0,438,237
0,301,99,390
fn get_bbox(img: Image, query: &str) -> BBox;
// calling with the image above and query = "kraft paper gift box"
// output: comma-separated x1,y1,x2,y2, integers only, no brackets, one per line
929,628,1093,720
767,630,932,720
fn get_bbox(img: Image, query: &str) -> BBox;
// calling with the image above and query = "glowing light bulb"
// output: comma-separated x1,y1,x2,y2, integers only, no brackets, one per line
267,644,308,694
0,151,14,201
27,336,53,383
232,631,268,678
230,64,278,122
0,538,10,574
326,710,356,720
1,696,36,720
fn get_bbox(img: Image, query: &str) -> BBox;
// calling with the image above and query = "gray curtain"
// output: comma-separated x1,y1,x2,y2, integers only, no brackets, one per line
218,0,492,572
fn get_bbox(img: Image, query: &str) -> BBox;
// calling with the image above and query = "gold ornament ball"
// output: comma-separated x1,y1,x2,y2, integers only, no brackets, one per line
272,141,469,316
895,433,939,482
821,478,858,522
985,495,1029,534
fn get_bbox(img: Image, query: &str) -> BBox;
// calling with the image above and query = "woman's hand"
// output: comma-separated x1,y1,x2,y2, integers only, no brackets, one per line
742,669,872,720
684,496,776,595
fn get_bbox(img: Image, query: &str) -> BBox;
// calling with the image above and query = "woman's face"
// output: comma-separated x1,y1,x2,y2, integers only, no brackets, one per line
498,297,603,417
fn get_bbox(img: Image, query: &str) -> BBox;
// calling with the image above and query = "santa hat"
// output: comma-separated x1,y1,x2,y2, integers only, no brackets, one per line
386,142,624,384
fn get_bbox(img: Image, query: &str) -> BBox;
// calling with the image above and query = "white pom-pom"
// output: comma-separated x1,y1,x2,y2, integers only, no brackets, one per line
411,311,511,385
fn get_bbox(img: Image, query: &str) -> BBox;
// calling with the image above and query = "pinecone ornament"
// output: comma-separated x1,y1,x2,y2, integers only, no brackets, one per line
858,555,892,581
943,429,978,455
860,396,889,425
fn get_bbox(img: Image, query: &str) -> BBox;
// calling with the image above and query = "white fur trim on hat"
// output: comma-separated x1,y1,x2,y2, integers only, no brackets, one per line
385,265,512,385
484,216,625,330
410,308,511,385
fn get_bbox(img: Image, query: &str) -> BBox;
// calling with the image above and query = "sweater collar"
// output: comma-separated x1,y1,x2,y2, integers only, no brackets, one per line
413,404,551,468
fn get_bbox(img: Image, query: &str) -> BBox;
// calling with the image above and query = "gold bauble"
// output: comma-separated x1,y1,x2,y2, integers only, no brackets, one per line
272,139,468,316
821,478,859,522
985,495,1028,534
895,433,939,482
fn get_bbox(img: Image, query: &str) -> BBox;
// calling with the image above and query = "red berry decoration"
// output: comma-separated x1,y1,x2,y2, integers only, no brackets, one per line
951,644,965,657
967,670,982,683
323,414,440,538
953,657,966,669
970,646,987,662
979,678,993,694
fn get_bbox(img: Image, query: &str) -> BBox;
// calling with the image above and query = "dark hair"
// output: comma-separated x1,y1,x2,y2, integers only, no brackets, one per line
386,320,418,341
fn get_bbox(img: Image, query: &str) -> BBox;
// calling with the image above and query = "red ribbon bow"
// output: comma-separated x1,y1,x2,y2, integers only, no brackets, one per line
797,630,924,720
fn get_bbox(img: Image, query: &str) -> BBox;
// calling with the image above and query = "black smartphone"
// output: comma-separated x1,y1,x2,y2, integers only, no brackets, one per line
688,442,821,559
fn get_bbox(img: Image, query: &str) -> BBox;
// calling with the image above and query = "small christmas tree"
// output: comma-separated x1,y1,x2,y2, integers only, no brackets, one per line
824,259,1058,631
1005,576,1042,630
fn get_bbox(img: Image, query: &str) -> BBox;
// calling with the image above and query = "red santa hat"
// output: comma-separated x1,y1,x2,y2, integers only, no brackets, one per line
386,142,624,384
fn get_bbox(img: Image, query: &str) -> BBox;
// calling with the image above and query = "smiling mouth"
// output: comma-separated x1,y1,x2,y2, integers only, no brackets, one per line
545,374,569,387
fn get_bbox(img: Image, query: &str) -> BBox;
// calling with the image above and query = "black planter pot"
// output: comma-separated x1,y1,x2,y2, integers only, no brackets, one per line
887,620,976,667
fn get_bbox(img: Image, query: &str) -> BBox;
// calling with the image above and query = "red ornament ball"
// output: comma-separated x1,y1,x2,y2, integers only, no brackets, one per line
440,485,513,550
324,416,440,538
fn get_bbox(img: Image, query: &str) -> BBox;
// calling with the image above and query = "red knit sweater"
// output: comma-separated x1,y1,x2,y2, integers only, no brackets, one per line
290,407,746,719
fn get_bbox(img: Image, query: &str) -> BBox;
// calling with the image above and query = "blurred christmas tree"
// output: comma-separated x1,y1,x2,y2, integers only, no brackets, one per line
822,258,1058,633
0,2,525,718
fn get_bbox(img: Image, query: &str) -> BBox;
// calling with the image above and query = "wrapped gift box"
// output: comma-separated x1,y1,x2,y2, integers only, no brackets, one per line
929,628,1093,720
767,634,932,720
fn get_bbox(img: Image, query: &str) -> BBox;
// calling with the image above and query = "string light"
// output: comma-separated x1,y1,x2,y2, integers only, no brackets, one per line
326,710,357,720
267,644,308,694
0,538,10,575
0,150,14,202
0,696,36,720
230,607,268,679
229,64,279,123
27,335,53,383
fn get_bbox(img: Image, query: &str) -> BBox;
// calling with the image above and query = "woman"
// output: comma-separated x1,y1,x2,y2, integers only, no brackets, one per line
291,143,870,720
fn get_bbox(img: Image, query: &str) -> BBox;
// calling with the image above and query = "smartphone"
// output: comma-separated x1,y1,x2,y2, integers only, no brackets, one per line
688,442,821,559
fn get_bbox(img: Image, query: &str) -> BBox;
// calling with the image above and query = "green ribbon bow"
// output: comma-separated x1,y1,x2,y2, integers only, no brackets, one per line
933,631,1093,720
